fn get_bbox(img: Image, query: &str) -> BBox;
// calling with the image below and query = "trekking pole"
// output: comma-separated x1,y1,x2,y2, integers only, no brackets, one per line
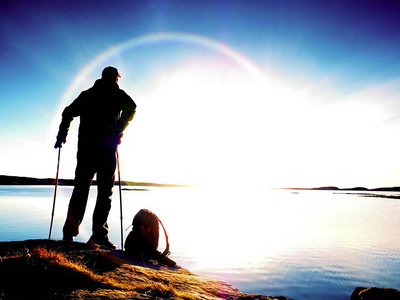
49,147,61,239
116,149,124,250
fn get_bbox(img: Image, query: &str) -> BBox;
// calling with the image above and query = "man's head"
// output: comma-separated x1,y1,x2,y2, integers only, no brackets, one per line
102,66,121,83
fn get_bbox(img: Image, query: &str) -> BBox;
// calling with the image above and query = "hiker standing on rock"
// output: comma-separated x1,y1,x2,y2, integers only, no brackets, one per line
54,66,136,249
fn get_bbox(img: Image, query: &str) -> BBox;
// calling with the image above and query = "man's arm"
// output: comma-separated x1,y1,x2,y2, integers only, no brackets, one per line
54,108,74,148
54,93,85,148
116,94,136,134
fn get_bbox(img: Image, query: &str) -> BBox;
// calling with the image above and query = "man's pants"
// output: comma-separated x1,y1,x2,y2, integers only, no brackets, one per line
63,144,117,238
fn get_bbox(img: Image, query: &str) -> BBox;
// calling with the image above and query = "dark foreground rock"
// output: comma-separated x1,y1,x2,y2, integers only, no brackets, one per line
0,239,292,300
350,287,400,300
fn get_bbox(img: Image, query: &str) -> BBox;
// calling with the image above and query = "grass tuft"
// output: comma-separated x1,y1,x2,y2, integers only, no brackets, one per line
0,246,197,299
0,247,121,296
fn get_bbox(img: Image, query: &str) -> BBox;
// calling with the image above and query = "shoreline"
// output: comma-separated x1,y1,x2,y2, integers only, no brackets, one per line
0,175,191,187
2,175,400,192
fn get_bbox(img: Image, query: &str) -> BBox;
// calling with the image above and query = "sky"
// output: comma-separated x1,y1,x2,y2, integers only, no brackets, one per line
1,0,400,188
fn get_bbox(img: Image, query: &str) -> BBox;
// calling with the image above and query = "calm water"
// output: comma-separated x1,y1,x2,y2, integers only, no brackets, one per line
0,185,399,300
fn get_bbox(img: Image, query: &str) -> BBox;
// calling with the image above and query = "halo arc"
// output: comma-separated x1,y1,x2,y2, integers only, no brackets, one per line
56,32,267,113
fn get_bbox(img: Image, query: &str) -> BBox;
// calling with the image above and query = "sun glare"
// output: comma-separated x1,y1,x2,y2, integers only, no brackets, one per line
47,33,400,189
120,56,270,186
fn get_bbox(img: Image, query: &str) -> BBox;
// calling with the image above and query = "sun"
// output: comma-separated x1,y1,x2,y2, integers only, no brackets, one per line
120,55,269,186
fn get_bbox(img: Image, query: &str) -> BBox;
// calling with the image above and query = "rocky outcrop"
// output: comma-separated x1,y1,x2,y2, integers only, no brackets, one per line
350,287,400,300
0,239,292,300
2,240,399,299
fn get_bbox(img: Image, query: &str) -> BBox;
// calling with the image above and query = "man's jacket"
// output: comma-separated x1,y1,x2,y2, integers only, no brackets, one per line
57,79,136,147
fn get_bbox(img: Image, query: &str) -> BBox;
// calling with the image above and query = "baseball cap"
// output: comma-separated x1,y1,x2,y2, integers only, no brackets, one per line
102,66,121,79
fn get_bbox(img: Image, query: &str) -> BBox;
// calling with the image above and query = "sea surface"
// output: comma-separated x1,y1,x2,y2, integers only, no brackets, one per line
0,185,399,300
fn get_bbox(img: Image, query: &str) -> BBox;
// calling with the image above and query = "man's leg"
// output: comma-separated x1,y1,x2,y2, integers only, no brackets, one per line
63,152,96,240
89,145,117,247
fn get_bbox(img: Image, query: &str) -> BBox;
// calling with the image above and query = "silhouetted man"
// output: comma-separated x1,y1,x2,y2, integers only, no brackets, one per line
55,66,136,249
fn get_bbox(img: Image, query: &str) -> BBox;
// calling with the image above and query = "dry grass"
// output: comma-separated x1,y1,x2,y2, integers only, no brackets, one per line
0,247,115,295
30,247,122,288
0,247,200,299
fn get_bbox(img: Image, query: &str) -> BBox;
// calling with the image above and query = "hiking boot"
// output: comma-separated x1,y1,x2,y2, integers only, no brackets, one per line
87,235,116,250
62,235,73,242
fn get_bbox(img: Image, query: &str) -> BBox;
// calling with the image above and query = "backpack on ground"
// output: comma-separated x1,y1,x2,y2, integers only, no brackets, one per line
124,209,175,266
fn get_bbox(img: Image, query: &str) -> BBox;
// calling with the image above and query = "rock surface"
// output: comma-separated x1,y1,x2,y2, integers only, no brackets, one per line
0,239,292,300
350,287,400,300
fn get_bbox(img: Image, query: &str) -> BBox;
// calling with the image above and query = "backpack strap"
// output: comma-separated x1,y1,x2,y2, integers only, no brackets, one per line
156,216,170,257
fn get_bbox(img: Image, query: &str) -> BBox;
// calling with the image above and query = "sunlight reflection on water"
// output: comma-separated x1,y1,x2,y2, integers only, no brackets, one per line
0,186,399,300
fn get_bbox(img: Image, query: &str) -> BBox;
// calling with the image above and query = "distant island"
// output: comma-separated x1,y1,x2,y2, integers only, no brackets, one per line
0,175,190,188
283,186,400,192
